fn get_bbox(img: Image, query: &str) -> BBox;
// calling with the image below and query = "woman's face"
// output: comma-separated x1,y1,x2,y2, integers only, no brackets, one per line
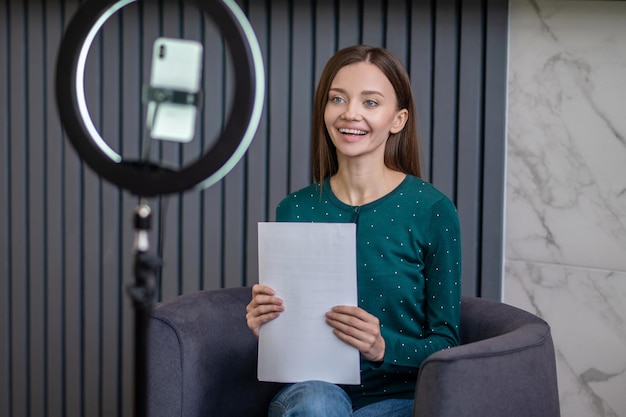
324,62,408,164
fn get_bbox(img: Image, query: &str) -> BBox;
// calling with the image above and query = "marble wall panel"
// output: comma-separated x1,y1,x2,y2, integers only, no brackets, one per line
505,260,626,417
506,0,626,271
506,1,626,416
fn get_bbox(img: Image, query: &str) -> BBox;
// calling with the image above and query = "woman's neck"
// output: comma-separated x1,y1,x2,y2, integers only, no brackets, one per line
330,164,406,207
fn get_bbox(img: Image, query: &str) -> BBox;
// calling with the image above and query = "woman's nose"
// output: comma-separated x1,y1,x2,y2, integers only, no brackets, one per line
340,102,361,120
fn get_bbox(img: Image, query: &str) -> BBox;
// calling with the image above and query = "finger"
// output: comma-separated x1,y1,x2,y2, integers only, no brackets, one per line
331,327,372,348
247,284,283,311
326,307,378,330
252,284,277,297
246,285,283,336
247,309,282,327
248,302,285,317
326,317,385,362
246,305,284,338
247,294,284,312
327,323,376,355
330,305,371,321
325,308,382,351
326,315,378,342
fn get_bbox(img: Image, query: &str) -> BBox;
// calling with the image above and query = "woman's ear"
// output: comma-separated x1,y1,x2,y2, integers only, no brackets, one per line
390,109,409,134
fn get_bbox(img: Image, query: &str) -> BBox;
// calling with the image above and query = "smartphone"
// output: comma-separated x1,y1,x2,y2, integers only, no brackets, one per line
146,37,203,143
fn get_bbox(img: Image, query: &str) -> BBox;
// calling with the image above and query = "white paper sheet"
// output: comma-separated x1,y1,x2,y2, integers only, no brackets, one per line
257,222,360,385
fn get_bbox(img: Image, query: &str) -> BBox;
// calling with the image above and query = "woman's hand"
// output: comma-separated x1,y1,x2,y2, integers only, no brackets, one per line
325,306,385,363
246,284,284,338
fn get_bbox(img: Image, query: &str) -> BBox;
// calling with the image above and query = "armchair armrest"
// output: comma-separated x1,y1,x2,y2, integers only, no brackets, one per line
413,297,560,417
147,287,282,417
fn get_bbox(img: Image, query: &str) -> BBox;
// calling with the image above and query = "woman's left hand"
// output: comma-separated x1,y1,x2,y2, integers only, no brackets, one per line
325,306,385,363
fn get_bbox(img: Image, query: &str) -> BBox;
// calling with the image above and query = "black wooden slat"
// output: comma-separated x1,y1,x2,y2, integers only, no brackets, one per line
181,190,202,294
62,85,84,417
82,187,102,416
0,0,11,415
9,1,29,415
267,0,291,210
118,200,136,417
43,2,65,415
409,1,435,182
160,196,183,299
223,164,246,288
26,1,48,415
337,1,359,49
431,0,460,200
456,0,485,297
314,0,335,95
481,0,508,300
362,0,384,47
385,1,410,64
118,193,135,417
289,1,314,193
201,184,224,289
100,186,123,417
198,16,227,144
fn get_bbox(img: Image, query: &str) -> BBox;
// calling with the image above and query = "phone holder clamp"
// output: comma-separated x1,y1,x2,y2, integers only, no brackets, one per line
142,85,203,108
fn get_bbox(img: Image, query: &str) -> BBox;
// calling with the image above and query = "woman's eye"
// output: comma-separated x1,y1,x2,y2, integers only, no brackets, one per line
330,96,345,104
364,100,378,108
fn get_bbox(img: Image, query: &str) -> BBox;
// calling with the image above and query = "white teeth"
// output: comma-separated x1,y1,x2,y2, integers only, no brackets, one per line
339,128,366,135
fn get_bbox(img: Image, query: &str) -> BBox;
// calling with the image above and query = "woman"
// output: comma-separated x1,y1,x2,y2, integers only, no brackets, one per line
246,45,462,417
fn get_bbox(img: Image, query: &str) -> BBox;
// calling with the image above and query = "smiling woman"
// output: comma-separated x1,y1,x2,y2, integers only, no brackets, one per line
246,45,462,417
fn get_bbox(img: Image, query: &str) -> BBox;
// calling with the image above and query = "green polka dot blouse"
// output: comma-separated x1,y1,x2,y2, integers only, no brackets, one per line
275,175,462,409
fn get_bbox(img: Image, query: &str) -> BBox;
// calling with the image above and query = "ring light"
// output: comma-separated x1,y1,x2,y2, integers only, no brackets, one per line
55,0,265,196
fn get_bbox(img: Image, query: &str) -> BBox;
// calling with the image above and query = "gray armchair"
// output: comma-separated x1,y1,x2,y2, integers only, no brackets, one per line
147,287,560,417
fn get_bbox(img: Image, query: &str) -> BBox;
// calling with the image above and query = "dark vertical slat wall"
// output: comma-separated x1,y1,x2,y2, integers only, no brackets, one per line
0,0,508,416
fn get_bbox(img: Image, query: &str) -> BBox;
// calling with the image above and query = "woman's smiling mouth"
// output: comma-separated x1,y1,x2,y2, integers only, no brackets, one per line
339,128,367,136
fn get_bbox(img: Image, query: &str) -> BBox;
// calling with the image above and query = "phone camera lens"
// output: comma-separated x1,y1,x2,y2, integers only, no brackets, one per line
159,45,166,59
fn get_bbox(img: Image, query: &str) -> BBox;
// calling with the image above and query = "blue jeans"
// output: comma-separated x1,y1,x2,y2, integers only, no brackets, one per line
268,381,414,417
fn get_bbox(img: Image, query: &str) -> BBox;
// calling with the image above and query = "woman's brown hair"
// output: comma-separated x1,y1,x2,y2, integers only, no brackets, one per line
311,45,422,182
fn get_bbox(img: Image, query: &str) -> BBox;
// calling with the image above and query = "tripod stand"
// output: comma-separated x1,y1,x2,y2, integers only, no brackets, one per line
127,200,162,417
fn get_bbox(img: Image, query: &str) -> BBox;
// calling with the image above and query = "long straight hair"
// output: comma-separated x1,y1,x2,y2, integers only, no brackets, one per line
311,45,423,182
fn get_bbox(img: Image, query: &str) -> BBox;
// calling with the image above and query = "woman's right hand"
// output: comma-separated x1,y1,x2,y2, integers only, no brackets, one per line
246,284,284,338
